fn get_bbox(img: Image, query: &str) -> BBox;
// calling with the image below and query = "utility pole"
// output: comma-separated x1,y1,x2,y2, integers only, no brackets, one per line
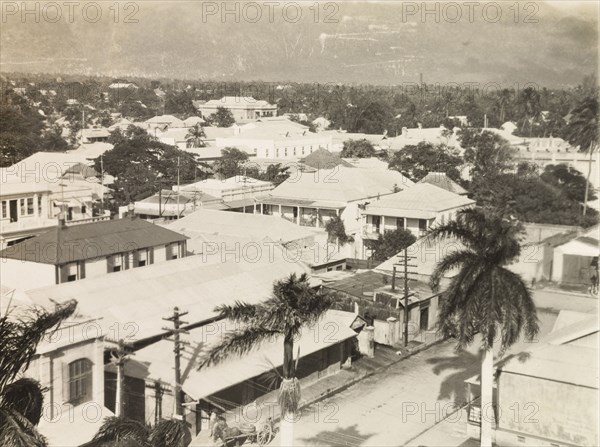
108,339,133,418
176,157,181,219
162,307,189,419
393,249,417,347
100,154,104,213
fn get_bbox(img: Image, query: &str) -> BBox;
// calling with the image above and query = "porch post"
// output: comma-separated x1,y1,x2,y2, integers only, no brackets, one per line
315,208,320,228
297,206,300,225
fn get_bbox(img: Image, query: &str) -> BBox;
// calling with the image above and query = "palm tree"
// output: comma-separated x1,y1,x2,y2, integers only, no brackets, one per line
563,94,599,217
0,299,77,447
425,208,539,447
185,123,206,148
82,416,190,447
80,416,192,447
197,273,333,447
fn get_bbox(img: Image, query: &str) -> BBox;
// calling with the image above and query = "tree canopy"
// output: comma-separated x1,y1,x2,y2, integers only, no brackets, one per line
365,229,417,264
340,139,376,158
206,107,235,127
387,141,463,182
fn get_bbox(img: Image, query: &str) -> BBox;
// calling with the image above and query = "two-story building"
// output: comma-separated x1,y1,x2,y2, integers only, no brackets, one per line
255,167,414,257
0,217,188,288
195,96,277,121
215,117,333,160
362,183,475,239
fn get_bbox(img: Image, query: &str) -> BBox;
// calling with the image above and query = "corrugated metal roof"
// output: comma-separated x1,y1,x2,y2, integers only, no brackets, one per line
25,246,312,341
131,310,358,399
0,218,187,264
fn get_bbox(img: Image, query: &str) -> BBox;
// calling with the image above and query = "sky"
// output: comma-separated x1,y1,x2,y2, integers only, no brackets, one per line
1,1,598,87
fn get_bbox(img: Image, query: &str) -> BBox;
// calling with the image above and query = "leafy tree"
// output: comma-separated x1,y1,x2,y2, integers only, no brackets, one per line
340,139,375,158
541,164,597,203
95,128,203,207
365,228,417,264
562,93,599,217
40,126,69,152
215,147,248,179
0,300,77,447
472,172,598,228
426,208,539,447
0,88,46,166
164,91,196,116
325,215,353,247
387,141,463,182
206,107,235,127
458,129,515,179
198,273,333,447
185,124,206,148
256,163,291,186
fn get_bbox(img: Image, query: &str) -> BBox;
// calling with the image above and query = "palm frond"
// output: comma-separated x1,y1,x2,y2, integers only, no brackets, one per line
0,300,77,392
149,419,190,447
213,301,261,323
429,248,477,292
0,407,47,447
86,417,150,447
1,378,44,425
197,326,281,369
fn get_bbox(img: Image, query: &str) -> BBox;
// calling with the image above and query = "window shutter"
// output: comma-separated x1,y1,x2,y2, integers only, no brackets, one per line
61,361,71,404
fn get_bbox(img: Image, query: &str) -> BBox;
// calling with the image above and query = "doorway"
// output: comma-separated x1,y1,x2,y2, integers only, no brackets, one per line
420,306,429,331
9,200,18,222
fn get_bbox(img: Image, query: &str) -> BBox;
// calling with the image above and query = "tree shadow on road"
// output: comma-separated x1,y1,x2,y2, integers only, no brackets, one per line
426,349,533,406
425,349,482,405
298,423,375,447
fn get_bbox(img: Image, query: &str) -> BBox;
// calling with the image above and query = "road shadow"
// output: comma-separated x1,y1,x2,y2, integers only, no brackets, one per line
298,423,375,446
426,350,533,406
425,349,482,405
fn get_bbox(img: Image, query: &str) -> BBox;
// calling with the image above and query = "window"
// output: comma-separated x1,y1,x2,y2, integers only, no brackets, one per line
81,205,87,215
38,196,42,216
284,148,288,157
68,358,93,405
20,198,25,215
265,149,269,157
396,217,405,229
27,198,34,215
418,219,427,230
1,201,6,219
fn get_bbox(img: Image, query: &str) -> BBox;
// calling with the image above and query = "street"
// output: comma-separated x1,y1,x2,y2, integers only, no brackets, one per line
271,290,592,447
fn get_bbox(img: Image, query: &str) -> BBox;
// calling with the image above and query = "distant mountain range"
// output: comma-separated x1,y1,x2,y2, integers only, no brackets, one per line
1,1,597,87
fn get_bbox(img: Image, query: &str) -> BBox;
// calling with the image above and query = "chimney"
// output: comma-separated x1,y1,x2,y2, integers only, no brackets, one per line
127,202,135,219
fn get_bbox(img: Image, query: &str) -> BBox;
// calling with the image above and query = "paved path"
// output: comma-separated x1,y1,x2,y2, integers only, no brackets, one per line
271,305,561,447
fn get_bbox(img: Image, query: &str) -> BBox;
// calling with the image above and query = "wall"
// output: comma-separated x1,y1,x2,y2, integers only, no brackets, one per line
25,334,105,420
1,258,56,288
497,373,599,446
85,256,108,279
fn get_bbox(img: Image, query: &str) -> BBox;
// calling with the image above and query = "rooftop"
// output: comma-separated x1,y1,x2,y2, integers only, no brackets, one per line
418,172,468,195
365,183,475,218
167,208,317,243
263,166,414,206
130,310,357,399
0,218,187,265
25,245,312,341
201,96,276,109
300,148,354,169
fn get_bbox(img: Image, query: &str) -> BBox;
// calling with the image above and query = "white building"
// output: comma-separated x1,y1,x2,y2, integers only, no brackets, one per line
362,183,475,239
216,118,333,160
195,96,277,121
